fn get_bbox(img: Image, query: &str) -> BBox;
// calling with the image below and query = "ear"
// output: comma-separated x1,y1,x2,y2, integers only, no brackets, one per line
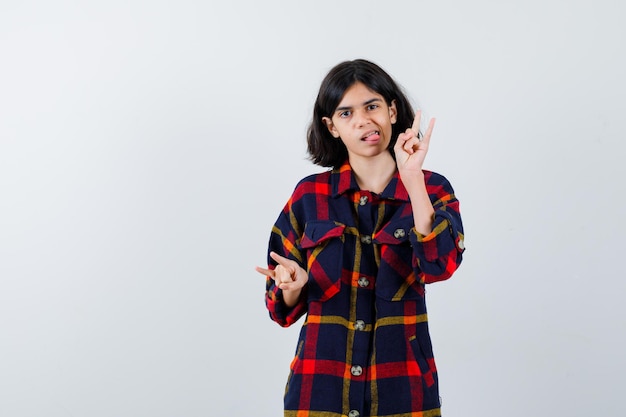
389,100,398,124
322,116,340,138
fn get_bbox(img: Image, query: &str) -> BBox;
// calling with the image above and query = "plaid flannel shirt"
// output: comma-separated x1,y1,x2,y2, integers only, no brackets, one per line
264,161,465,417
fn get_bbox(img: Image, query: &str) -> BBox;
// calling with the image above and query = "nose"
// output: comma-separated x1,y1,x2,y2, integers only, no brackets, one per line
352,109,370,127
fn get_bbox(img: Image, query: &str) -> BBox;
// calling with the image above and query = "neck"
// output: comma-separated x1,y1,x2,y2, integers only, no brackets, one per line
349,152,397,194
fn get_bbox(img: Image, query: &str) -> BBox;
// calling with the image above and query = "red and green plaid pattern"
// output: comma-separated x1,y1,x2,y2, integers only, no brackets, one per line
264,161,464,417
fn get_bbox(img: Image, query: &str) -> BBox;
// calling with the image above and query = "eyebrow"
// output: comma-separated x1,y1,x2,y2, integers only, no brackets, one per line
335,98,382,112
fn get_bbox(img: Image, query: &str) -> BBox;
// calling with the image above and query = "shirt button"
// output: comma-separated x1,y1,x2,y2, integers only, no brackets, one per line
354,320,365,331
359,195,368,206
393,228,406,238
348,411,360,417
360,235,372,244
358,277,369,287
458,238,465,250
351,365,363,376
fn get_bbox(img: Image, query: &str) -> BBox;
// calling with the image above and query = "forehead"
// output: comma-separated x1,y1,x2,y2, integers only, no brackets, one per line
336,82,384,107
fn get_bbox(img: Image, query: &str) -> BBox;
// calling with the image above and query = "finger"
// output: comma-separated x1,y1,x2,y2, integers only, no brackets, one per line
420,118,436,145
269,251,296,274
274,266,295,284
411,110,422,137
399,127,420,151
404,137,421,153
394,129,412,151
279,278,294,286
255,266,275,278
278,281,300,292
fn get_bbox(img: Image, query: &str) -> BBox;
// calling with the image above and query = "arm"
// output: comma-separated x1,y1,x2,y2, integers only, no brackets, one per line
394,111,436,236
255,196,309,327
394,112,465,282
409,171,464,282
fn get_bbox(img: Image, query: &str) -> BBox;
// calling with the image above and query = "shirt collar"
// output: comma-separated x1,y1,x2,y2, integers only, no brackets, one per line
330,160,410,201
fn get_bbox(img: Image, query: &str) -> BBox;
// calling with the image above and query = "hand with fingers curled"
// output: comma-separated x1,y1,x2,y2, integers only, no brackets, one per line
255,251,308,307
393,110,436,175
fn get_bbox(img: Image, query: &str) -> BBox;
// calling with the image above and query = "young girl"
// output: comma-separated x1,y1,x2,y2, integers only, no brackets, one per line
256,59,465,417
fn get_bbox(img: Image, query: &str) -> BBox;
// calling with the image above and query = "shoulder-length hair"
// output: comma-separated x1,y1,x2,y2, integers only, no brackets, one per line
307,59,415,168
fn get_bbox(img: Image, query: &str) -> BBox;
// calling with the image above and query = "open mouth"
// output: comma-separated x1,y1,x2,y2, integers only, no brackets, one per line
362,131,380,141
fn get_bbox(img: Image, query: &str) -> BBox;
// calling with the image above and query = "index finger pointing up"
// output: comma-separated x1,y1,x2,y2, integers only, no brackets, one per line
411,110,422,137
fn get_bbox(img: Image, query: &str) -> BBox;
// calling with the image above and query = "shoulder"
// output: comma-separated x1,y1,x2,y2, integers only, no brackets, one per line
291,170,333,198
280,170,333,221
296,169,333,185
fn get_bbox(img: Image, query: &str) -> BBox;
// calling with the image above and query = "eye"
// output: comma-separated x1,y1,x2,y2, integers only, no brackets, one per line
339,110,351,118
367,104,379,111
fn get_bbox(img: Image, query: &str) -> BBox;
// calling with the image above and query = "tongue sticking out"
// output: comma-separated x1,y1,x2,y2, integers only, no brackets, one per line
362,131,380,142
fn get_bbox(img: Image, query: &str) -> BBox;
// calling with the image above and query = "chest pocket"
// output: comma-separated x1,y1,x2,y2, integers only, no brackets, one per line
300,221,346,302
373,218,424,301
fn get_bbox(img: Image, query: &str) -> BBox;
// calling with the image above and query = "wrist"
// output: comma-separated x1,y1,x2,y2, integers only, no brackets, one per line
400,170,425,193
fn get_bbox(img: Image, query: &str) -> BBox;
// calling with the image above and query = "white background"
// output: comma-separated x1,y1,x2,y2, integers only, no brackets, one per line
1,1,624,416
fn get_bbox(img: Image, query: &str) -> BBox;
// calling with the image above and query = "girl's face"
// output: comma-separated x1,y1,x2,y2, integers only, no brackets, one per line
322,82,397,163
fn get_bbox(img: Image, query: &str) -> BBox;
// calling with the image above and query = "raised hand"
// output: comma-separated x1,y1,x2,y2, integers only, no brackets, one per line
393,110,436,174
